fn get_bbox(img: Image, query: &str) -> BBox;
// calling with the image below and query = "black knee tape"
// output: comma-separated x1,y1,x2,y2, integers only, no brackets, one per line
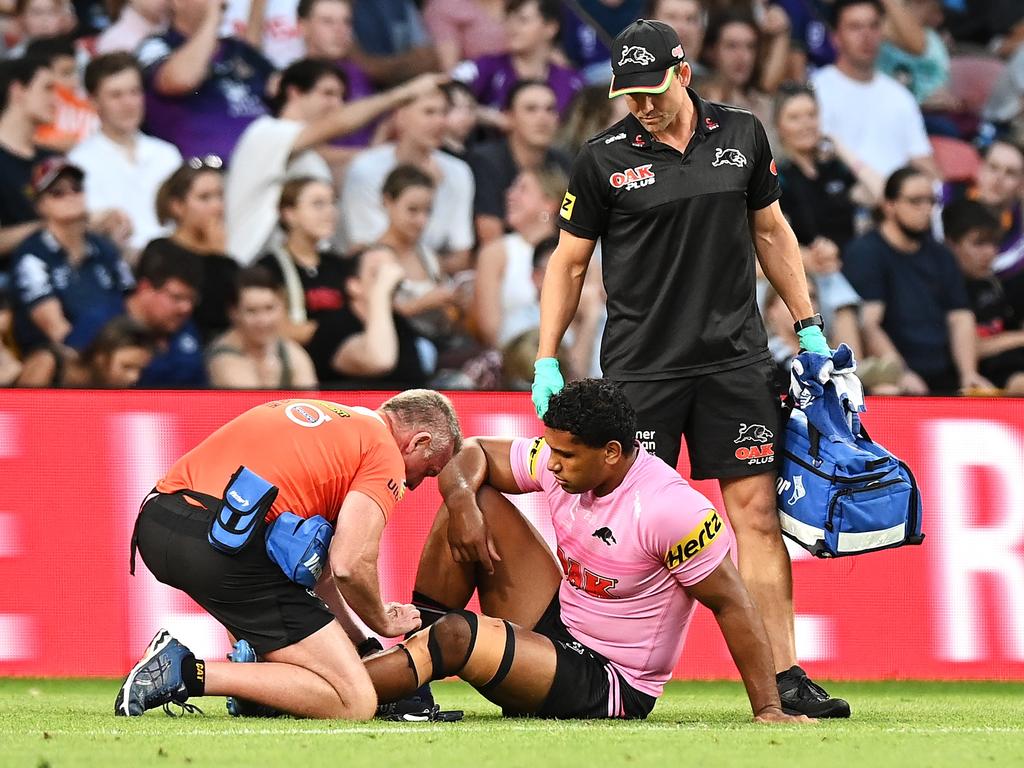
452,609,479,672
477,620,515,695
411,591,452,633
394,643,419,686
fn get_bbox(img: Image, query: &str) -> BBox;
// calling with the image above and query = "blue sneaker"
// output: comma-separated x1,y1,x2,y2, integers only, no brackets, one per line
225,639,281,718
115,629,200,717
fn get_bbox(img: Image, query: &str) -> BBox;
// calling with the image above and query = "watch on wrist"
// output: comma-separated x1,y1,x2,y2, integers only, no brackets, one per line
793,313,824,334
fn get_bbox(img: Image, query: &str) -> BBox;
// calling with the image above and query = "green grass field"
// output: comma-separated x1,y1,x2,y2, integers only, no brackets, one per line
2,679,1023,768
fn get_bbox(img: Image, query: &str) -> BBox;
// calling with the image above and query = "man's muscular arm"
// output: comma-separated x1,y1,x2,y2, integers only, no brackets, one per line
328,491,420,638
686,558,812,723
438,437,523,573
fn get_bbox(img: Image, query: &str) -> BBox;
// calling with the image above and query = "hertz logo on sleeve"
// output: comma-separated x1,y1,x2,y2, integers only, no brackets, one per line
560,191,576,220
664,510,723,569
528,438,545,480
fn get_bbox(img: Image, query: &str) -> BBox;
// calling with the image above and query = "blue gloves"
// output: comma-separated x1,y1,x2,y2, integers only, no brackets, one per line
531,358,565,418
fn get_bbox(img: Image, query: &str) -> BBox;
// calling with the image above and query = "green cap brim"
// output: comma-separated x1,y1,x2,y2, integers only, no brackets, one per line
608,67,674,99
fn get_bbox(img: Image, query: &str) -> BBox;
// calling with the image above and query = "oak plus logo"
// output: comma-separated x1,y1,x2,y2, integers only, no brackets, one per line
609,163,655,191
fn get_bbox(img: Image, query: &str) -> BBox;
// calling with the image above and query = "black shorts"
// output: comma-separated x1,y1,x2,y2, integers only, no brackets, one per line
133,491,334,656
614,357,783,480
505,595,655,720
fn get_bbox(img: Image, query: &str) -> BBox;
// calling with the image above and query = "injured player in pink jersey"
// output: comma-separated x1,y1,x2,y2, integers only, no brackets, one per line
363,379,813,722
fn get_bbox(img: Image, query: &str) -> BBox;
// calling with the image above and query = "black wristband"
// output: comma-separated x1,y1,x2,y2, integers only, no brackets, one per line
793,313,824,334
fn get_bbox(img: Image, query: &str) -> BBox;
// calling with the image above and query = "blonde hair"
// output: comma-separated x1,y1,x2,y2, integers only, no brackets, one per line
380,389,463,455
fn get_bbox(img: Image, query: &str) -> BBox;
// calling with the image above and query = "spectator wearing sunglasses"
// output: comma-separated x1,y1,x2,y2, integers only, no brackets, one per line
150,157,238,340
843,166,989,395
136,0,275,159
10,158,135,385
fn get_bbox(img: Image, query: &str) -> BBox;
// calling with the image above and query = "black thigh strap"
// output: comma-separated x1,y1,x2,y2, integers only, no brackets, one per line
477,620,516,694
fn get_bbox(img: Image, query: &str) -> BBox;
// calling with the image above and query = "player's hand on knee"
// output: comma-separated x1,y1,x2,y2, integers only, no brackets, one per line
531,358,565,418
447,502,501,574
382,602,422,637
754,705,816,724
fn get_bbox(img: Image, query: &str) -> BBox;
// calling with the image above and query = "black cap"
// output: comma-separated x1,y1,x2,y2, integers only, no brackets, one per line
608,19,686,99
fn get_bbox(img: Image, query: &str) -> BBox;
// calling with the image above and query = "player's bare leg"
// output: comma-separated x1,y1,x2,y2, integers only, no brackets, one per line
719,472,796,671
365,612,558,713
203,622,377,719
413,485,562,629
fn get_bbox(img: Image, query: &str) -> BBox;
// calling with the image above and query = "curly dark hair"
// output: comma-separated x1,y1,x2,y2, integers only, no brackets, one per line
543,379,637,452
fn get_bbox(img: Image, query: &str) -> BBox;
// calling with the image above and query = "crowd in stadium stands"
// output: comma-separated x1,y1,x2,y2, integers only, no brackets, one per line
0,0,1022,395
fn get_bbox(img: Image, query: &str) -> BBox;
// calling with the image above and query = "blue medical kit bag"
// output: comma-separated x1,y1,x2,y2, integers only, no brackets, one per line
777,351,924,558
265,511,334,588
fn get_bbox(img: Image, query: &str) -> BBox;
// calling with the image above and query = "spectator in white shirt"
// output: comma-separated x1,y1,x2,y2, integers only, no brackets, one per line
339,87,474,269
69,53,181,258
225,59,446,264
810,0,938,180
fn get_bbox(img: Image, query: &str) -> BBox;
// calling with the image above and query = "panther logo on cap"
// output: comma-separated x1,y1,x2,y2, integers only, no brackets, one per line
619,45,656,66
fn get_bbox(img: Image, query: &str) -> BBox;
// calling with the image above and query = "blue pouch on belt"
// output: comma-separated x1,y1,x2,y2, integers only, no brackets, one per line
208,466,278,554
265,511,334,587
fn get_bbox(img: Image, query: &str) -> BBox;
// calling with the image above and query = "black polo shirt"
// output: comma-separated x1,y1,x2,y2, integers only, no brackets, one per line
557,89,780,380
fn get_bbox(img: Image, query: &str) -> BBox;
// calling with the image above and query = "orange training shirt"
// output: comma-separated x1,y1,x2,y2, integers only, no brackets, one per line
156,399,406,523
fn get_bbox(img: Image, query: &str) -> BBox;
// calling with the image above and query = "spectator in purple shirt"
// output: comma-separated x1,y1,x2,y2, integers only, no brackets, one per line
453,0,583,119
136,0,275,160
297,0,376,147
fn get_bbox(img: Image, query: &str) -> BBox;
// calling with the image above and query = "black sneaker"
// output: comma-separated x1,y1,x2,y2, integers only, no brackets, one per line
776,665,851,718
376,689,463,722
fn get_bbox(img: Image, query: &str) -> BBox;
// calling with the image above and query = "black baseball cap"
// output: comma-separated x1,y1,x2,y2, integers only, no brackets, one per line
608,19,686,99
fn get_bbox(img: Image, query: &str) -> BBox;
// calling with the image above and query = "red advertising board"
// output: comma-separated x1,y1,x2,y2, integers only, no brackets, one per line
0,390,1023,680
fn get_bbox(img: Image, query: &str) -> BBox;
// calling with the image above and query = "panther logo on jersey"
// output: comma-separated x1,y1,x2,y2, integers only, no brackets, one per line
592,527,616,546
619,45,656,66
712,147,748,168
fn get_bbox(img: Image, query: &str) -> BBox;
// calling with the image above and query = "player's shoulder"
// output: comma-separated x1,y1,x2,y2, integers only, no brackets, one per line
583,115,636,152
701,97,763,135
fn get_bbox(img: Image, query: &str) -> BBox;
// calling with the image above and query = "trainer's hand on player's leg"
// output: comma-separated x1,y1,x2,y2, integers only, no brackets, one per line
381,603,422,637
532,358,565,418
754,705,816,724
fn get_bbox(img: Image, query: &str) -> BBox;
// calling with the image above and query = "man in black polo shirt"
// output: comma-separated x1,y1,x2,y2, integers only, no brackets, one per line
529,20,849,718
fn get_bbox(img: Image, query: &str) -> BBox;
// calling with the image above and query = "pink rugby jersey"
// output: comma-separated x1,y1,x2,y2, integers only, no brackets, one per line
510,437,732,699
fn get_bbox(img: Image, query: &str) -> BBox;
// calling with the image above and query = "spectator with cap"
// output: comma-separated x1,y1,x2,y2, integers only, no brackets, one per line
306,244,433,388
468,79,572,245
124,237,206,386
256,176,351,346
95,0,169,54
843,166,989,395
424,0,508,74
69,53,182,257
0,55,57,259
349,0,439,87
206,266,318,388
944,198,1024,395
295,0,376,147
226,59,446,264
136,0,275,160
339,86,475,269
10,158,135,386
811,0,937,179
453,0,583,118
152,159,238,340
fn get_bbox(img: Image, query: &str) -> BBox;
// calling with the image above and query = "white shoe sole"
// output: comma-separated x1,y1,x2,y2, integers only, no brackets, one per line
116,629,173,716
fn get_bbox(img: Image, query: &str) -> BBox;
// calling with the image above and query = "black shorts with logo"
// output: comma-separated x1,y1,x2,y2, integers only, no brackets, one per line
505,594,656,720
614,357,783,480
132,491,334,656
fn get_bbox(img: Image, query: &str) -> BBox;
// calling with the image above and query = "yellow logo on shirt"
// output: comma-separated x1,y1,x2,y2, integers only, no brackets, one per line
664,509,723,569
560,191,576,221
528,438,545,480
